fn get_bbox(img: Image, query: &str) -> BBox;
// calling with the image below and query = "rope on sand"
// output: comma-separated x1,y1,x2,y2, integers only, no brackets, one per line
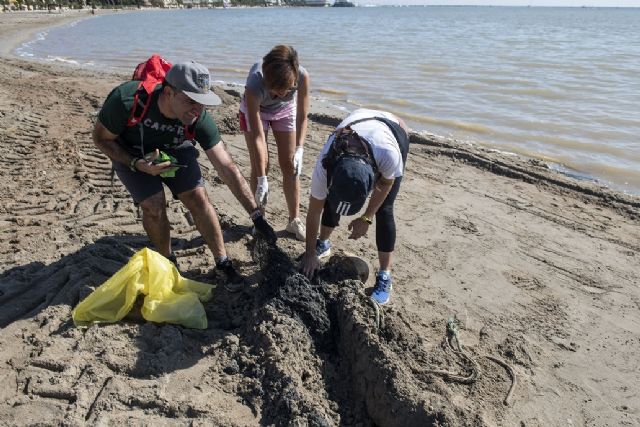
415,364,479,384
446,317,517,405
410,317,517,405
365,303,477,382
405,317,479,384
444,317,480,383
485,355,517,406
361,297,516,405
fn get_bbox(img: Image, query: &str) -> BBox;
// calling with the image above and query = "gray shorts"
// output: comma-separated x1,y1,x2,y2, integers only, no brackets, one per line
113,143,204,204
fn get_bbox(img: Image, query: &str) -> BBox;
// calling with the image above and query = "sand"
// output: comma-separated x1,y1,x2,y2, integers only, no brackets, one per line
0,10,639,427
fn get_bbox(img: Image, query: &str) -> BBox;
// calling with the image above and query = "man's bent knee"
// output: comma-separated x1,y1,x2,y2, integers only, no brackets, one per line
139,192,166,220
179,187,211,212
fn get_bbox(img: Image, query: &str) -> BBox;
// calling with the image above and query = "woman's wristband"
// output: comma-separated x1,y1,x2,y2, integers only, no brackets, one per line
359,215,372,225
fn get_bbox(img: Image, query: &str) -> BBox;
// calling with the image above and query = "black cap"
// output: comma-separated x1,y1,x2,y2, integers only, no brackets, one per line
327,155,375,216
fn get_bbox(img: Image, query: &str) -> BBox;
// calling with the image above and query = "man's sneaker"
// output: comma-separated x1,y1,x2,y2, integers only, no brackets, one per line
286,217,306,241
217,258,245,292
371,270,393,305
166,253,179,270
316,239,331,259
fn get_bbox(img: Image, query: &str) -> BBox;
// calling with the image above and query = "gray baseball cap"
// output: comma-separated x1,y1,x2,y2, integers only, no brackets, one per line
165,61,222,106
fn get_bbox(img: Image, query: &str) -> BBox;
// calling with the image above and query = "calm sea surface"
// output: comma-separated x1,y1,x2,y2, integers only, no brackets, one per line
17,6,640,194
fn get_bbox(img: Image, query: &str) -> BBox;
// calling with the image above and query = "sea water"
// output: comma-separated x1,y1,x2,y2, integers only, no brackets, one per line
17,6,640,194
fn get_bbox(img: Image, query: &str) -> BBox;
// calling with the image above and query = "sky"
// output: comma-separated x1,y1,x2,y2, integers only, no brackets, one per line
363,0,639,5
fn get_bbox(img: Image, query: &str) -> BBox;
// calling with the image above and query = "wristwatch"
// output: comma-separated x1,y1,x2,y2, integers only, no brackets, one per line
129,157,141,172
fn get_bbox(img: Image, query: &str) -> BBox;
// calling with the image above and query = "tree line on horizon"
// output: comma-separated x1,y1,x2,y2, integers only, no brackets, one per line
2,0,311,11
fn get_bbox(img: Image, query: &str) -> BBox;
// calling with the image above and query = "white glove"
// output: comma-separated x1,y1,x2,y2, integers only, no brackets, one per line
255,176,269,208
293,146,304,177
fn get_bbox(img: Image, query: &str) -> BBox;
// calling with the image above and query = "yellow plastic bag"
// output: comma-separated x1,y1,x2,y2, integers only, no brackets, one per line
72,248,215,329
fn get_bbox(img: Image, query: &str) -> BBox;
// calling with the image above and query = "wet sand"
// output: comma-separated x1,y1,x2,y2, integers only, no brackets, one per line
0,10,639,426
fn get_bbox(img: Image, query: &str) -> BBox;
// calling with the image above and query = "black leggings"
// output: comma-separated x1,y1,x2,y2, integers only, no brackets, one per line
322,121,409,253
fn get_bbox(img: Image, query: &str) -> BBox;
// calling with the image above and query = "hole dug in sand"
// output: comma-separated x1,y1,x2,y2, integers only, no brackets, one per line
231,239,494,426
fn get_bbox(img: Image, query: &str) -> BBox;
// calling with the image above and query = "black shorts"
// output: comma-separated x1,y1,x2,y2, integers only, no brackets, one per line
114,143,204,204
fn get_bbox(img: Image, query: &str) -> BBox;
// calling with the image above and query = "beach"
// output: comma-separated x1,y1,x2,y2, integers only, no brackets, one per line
0,10,639,426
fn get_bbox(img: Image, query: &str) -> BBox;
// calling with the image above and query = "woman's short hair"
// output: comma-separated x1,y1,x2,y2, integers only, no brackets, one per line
262,45,299,91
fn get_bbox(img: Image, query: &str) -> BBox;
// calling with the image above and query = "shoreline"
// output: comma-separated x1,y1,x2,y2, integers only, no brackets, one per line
4,9,640,200
0,9,103,57
1,9,637,213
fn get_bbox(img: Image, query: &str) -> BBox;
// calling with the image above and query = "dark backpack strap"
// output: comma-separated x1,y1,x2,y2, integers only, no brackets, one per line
345,116,407,151
323,115,409,189
322,128,377,189
366,116,410,168
323,115,407,179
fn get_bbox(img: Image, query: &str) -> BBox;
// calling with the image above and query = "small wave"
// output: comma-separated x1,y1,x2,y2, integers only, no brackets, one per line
595,62,631,74
474,76,537,87
470,139,568,165
209,66,246,75
345,98,364,108
33,30,48,42
332,104,350,112
459,137,640,195
64,19,83,29
214,80,244,87
315,88,348,96
504,60,574,72
500,87,564,99
527,133,640,162
45,56,80,65
552,157,640,195
354,101,404,116
401,111,495,135
15,30,49,58
350,103,494,136
385,98,417,108
417,63,452,73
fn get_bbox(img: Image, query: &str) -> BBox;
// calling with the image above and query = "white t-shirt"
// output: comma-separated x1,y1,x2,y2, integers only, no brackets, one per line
310,109,403,200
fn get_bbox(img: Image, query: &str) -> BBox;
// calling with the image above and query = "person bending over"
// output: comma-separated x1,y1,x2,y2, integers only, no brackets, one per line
239,45,310,241
93,61,276,291
300,108,410,305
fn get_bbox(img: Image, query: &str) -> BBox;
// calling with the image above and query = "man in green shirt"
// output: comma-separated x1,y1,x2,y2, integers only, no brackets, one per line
93,61,276,290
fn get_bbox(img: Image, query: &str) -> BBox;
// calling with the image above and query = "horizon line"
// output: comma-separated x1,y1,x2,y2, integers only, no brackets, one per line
359,4,639,7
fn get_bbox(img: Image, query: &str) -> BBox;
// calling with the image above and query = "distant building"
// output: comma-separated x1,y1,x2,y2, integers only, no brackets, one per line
304,0,330,6
333,0,355,6
179,0,215,7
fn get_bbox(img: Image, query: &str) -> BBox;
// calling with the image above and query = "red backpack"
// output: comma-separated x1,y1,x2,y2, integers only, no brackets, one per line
127,54,196,140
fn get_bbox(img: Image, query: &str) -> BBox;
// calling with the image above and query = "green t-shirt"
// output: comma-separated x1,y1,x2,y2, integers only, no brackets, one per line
98,80,221,154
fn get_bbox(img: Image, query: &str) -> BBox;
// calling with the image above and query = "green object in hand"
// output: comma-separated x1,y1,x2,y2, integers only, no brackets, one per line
156,151,179,178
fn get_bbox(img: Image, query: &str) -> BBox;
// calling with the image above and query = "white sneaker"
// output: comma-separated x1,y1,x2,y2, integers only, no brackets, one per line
286,217,306,241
